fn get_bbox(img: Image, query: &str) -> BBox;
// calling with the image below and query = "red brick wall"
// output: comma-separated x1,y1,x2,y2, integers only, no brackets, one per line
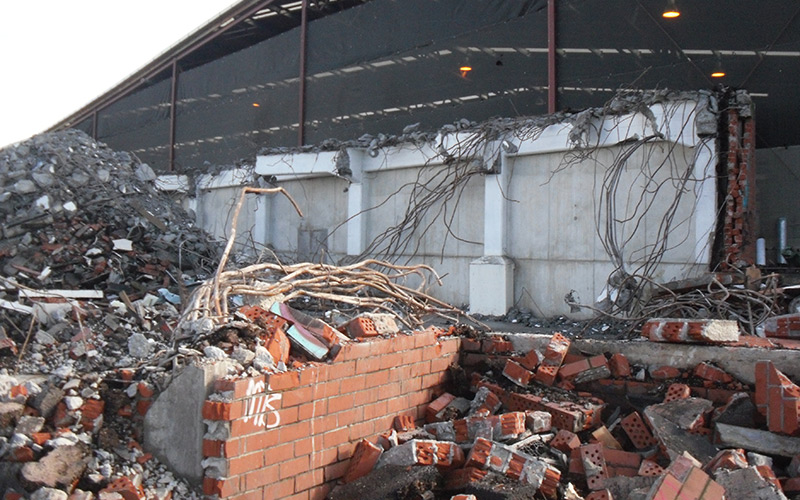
200,330,461,499
722,106,757,268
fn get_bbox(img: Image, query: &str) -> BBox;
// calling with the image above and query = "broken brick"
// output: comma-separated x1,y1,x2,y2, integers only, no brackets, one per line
664,383,692,403
426,393,456,423
608,353,631,378
694,362,734,384
650,366,682,380
550,429,581,454
534,333,571,386
394,414,416,432
518,349,542,371
580,443,609,491
344,439,383,483
503,359,533,387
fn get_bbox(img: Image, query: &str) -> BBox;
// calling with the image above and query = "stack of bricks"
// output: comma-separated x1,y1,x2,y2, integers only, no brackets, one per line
755,360,800,435
763,313,800,339
641,318,740,344
201,330,460,499
721,99,757,269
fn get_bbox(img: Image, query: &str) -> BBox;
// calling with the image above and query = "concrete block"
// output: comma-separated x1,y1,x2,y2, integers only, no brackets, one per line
712,392,756,428
715,423,800,457
526,410,552,433
20,444,88,491
714,467,788,500
144,361,231,484
644,398,717,465
469,256,514,316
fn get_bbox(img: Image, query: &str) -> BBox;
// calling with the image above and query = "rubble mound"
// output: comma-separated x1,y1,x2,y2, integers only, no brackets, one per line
0,130,221,498
0,129,219,289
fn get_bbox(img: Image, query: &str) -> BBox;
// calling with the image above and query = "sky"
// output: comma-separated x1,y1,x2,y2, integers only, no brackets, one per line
0,1,238,149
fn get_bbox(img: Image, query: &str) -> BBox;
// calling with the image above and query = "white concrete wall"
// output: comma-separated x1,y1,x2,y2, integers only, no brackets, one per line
163,97,718,317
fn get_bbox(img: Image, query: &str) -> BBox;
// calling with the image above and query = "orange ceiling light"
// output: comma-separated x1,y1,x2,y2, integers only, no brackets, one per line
252,103,261,107
662,0,680,18
711,70,726,78
460,65,472,77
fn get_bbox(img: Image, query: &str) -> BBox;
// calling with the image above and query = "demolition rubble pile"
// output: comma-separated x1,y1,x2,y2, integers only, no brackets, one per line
332,322,800,500
0,131,221,498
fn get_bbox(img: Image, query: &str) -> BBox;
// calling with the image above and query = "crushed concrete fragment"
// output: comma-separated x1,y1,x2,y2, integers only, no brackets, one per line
714,467,788,500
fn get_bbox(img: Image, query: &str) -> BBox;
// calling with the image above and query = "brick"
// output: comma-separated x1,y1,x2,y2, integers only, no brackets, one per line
426,393,456,423
694,362,733,384
482,337,513,353
664,383,692,403
620,411,658,449
518,349,542,371
650,366,682,380
764,313,800,339
580,443,609,491
534,333,571,386
502,359,534,387
591,425,622,450
100,477,146,500
608,353,631,378
550,429,580,454
638,459,665,477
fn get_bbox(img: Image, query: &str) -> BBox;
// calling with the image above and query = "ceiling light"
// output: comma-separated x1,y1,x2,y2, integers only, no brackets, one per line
252,103,261,107
460,66,472,77
662,0,680,18
711,58,726,78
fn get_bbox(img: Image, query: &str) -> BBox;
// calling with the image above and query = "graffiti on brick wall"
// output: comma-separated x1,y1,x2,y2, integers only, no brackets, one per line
242,378,282,429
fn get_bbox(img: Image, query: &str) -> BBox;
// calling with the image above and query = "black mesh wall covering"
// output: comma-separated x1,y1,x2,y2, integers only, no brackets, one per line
73,0,800,172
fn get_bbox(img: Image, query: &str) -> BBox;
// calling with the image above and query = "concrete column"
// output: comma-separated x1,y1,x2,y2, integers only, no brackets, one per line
346,149,366,256
469,143,515,315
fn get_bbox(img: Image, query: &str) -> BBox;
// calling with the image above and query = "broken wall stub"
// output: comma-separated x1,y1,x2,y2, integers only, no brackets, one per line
166,91,739,317
198,331,461,499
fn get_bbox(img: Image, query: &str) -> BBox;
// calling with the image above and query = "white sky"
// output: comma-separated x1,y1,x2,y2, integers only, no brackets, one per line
0,1,238,149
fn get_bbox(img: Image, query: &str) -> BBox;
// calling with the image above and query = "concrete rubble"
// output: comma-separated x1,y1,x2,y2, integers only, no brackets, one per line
3,129,800,500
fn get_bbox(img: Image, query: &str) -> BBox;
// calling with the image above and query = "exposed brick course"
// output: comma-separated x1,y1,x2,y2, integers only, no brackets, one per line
201,332,461,499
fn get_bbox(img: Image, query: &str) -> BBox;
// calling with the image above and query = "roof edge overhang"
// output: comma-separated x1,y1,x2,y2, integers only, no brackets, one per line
49,0,276,132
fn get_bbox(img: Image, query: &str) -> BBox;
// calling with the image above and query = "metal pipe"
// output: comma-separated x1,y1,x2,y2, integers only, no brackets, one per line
298,0,309,147
778,217,788,264
168,59,179,172
756,237,766,266
547,0,557,114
